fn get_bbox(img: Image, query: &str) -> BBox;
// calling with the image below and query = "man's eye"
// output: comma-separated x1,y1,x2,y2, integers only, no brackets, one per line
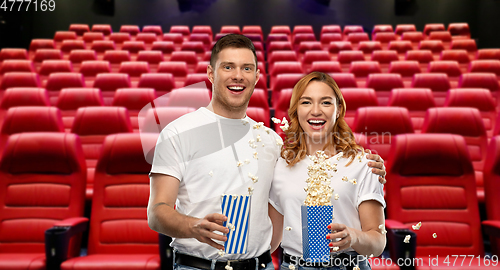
224,66,231,70
244,67,252,71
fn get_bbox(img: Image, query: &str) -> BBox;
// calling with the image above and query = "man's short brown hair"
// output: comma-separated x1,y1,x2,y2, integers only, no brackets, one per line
210,34,258,67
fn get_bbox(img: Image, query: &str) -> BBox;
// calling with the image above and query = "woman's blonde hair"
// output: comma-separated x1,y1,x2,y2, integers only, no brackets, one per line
281,72,362,166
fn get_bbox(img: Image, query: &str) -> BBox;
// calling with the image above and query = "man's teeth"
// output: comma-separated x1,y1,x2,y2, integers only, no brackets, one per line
308,120,326,125
228,86,244,90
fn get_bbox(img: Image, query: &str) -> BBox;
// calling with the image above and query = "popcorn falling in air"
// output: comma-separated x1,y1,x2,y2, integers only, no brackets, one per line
248,186,254,195
379,224,387,235
276,139,283,146
285,226,292,231
248,173,258,183
404,235,411,243
332,246,339,251
433,233,437,238
334,194,339,200
304,151,334,206
288,264,295,270
280,122,289,132
272,117,281,124
225,265,233,270
342,176,348,182
412,222,422,230
253,152,258,159
209,171,213,177
256,135,261,142
236,161,243,167
253,122,264,129
218,249,225,256
261,264,266,268
349,178,357,185
353,265,360,270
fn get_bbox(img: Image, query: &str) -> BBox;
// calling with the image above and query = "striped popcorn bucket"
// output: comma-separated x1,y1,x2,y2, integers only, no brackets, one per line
221,194,251,254
301,205,334,262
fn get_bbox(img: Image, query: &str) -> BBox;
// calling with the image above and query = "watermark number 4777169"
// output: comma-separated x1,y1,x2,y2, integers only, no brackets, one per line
1,0,55,11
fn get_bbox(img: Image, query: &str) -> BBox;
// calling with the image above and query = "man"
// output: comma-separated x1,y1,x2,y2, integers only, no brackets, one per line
147,34,386,269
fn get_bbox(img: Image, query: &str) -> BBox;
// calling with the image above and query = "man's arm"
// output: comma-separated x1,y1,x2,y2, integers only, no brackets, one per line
364,149,387,184
268,203,283,253
147,173,229,250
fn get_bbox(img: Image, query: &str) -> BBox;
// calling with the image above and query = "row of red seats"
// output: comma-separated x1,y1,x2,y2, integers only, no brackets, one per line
1,131,499,269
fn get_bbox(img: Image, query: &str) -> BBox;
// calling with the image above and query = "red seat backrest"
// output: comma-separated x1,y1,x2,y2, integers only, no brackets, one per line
165,88,211,108
0,60,35,74
1,107,64,135
141,107,195,133
458,73,499,92
46,72,85,91
366,73,404,91
423,23,446,36
0,87,50,109
468,60,500,76
118,61,150,77
39,60,73,76
349,61,382,77
103,50,131,64
0,48,28,61
112,88,156,111
411,73,451,92
119,25,139,36
388,61,421,77
428,61,462,77
170,51,198,65
69,24,89,36
388,88,435,111
33,49,63,62
329,73,358,88
371,50,399,64
91,24,112,36
79,61,111,77
142,25,163,36
93,73,131,92
56,88,104,110
138,73,175,93
395,24,417,36
69,50,97,63
0,72,40,90
440,49,470,63
109,32,131,44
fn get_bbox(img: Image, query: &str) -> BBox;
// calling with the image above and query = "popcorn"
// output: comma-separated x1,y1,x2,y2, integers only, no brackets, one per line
288,264,295,270
353,265,360,270
256,135,261,142
248,139,255,144
236,161,243,167
285,226,292,231
358,155,363,162
342,176,348,182
280,122,289,132
209,171,213,177
369,254,374,258
227,223,235,231
349,178,357,185
241,119,249,125
248,186,254,195
261,264,266,268
433,233,437,238
334,194,339,200
332,246,339,251
248,173,258,183
266,129,270,134
253,122,264,129
244,159,250,164
404,235,411,243
253,152,258,159
282,117,288,125
412,222,422,230
379,224,387,235
304,151,334,206
218,249,225,256
225,265,233,270
276,139,283,146
272,117,281,124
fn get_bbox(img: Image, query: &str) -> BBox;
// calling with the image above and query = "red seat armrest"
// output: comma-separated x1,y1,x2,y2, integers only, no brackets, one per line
385,219,417,268
482,220,500,238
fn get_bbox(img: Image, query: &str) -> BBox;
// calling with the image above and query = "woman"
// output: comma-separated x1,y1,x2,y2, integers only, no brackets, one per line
269,72,386,270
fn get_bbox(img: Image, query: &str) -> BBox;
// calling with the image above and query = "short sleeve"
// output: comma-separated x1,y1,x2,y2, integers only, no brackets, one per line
149,127,184,182
357,164,386,209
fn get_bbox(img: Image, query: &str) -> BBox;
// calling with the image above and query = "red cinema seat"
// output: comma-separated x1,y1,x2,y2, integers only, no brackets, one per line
83,32,105,44
270,25,291,38
349,61,382,86
166,88,211,108
56,88,104,129
119,25,140,36
103,50,131,72
292,33,316,50
483,136,500,255
270,61,303,85
496,114,500,137
293,25,314,36
79,60,111,78
151,41,175,55
371,50,399,72
337,50,364,71
401,31,424,49
267,41,293,55
256,73,268,93
422,107,488,202
273,89,293,139
181,41,206,55
469,60,500,76
353,107,414,165
45,73,85,102
157,61,188,88
0,132,86,270
328,41,353,55
385,133,495,268
343,25,364,36
71,106,133,199
60,40,86,54
440,49,470,72
445,88,497,137
309,61,342,74
122,41,146,54
388,88,435,132
358,41,382,55
136,51,164,71
243,33,263,43
189,33,213,50
169,25,190,38
372,24,394,36
0,60,35,74
418,40,445,55
302,51,331,71
136,33,157,45
428,31,452,45
29,39,55,53
271,74,303,104
246,107,270,127
458,73,500,106
387,41,413,56
142,25,163,36
54,31,78,44
405,50,434,70
268,51,299,71
0,48,28,61
192,25,213,37
329,73,358,89
69,24,90,36
33,49,63,63
451,39,477,55
341,88,378,127
93,73,131,98
423,23,446,37
249,88,269,111
68,50,97,67
184,73,212,90
321,25,341,36
428,60,462,77
448,23,471,38
90,40,116,54
170,51,198,70
411,73,451,106
38,60,73,76
221,25,241,35
242,25,263,38
162,33,184,47
320,33,342,49
118,61,150,80
345,32,369,47
476,49,500,61
0,88,50,109
137,73,175,95
109,33,132,50
388,61,421,83
112,88,156,130
141,107,195,133
194,61,209,74
91,24,112,36
366,73,404,105
297,41,322,56
1,106,64,137
372,32,398,50
60,133,161,270
395,24,417,36
0,72,40,90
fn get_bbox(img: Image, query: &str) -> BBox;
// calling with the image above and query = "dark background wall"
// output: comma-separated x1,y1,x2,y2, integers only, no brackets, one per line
1,0,499,49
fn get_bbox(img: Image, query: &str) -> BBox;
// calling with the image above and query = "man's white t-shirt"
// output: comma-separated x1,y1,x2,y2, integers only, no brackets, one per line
269,152,385,257
150,107,281,260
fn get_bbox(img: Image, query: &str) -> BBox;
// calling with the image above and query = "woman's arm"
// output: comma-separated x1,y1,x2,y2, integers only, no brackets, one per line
327,200,386,256
268,203,284,253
